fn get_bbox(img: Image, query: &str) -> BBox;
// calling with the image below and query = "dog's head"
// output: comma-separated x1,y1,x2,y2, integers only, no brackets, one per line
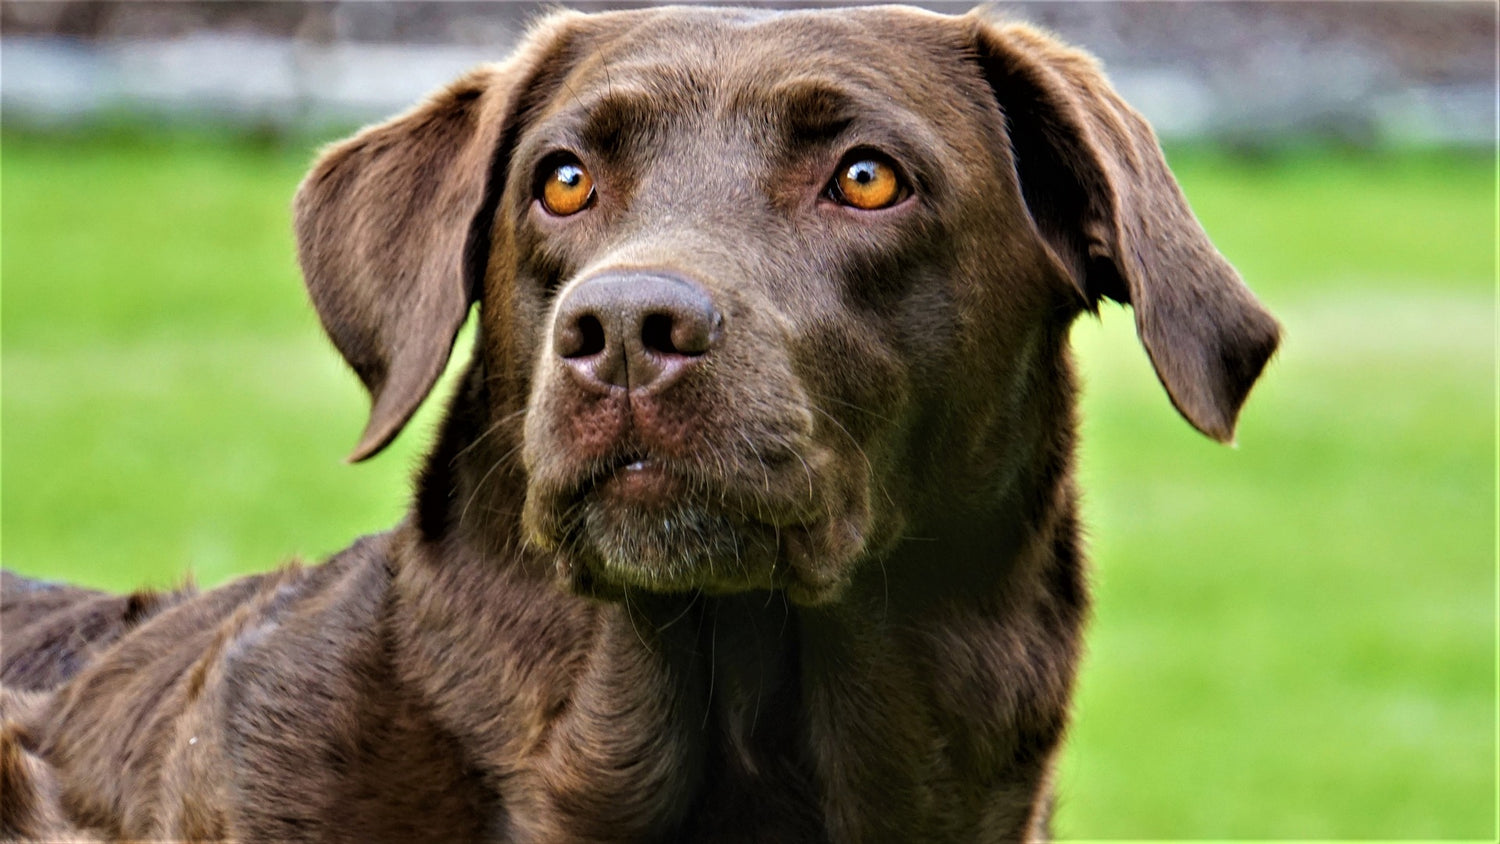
294,7,1278,604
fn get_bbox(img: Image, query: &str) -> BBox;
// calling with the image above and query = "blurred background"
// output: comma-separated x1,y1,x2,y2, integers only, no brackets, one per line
1,1,1494,838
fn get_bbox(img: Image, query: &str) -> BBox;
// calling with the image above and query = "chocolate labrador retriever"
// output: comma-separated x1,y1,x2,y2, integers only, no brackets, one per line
0,6,1278,842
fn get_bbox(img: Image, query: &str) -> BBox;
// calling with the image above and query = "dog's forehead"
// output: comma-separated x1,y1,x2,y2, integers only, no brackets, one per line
550,6,975,116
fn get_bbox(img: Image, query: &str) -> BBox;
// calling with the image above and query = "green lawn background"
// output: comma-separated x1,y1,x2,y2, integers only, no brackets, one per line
1,131,1494,838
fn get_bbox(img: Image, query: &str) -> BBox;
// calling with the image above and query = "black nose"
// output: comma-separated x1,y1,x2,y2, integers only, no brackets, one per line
552,271,723,392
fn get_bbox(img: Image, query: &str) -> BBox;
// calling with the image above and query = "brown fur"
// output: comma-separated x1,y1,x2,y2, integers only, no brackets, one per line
0,7,1278,842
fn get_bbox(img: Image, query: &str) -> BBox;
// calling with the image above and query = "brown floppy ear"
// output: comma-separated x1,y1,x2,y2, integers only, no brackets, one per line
294,14,580,462
969,16,1281,442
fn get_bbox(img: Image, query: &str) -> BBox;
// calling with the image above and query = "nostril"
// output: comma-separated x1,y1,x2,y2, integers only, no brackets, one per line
640,313,679,356
561,313,607,358
641,309,718,358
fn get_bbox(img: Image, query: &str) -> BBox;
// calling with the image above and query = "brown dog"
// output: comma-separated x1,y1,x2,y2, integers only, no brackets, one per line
0,6,1278,842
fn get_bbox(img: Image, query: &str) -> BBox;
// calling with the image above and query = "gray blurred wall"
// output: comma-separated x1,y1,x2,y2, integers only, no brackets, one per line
1,0,1494,147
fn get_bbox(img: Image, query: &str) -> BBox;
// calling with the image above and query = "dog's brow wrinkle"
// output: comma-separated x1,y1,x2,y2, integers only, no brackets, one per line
765,80,861,143
559,75,585,114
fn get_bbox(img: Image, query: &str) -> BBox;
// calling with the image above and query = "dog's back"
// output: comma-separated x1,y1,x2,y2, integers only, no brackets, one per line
1,537,499,843
2,572,193,692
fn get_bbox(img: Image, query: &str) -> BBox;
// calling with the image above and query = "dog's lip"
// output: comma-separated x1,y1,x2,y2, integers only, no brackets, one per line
595,456,682,504
549,449,811,526
524,441,833,556
589,451,666,482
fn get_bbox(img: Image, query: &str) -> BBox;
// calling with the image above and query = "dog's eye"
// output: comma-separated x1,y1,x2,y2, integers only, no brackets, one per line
828,155,905,210
540,158,595,216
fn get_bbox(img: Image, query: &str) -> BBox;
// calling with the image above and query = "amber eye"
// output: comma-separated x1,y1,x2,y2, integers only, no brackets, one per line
829,155,904,210
540,158,595,216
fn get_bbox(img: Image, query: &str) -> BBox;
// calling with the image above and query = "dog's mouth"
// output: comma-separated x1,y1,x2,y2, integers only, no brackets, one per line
523,445,861,603
589,454,689,508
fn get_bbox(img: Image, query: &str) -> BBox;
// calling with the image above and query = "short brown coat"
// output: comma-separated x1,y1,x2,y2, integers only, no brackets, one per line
1,7,1277,842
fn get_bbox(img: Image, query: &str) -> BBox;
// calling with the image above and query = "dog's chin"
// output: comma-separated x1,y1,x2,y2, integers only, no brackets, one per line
570,498,777,595
526,460,862,605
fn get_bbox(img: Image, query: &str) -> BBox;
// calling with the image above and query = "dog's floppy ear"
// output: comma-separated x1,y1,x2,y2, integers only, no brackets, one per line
969,16,1280,443
294,14,580,462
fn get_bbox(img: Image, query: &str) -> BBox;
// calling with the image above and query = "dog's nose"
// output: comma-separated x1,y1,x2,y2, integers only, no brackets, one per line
553,271,722,392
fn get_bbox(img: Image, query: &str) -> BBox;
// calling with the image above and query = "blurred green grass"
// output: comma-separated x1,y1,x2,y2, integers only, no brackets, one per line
1,131,1494,839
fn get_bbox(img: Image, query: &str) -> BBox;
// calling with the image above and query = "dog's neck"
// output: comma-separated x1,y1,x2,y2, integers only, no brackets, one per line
388,357,1083,840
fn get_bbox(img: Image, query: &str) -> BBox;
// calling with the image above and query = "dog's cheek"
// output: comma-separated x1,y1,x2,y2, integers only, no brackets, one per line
485,221,595,543
469,251,552,476
517,384,597,550
921,220,1074,508
790,317,911,556
797,317,910,446
512,323,575,550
